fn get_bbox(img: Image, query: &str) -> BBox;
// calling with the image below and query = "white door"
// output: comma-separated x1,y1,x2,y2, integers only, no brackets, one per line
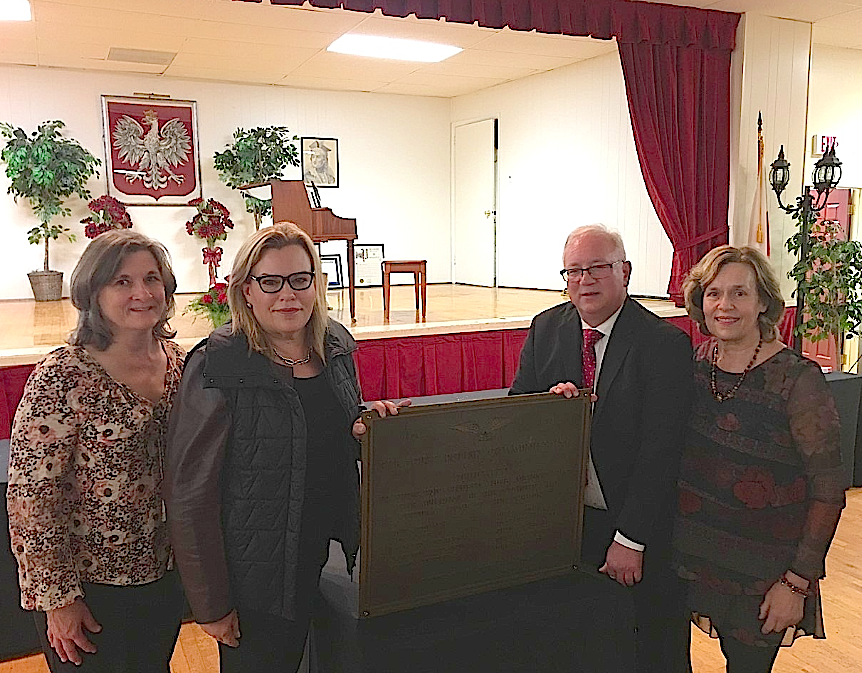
453,119,497,286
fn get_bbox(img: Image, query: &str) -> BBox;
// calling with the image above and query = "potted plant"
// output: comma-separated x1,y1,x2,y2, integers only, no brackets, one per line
0,120,101,300
213,126,300,230
786,211,862,370
185,281,231,329
184,197,235,286
80,195,133,239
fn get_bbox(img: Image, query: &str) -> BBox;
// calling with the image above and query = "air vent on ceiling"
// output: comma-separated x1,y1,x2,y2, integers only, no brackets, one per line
107,48,176,66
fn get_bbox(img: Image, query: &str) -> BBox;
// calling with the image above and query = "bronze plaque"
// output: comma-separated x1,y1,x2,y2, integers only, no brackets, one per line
359,392,590,618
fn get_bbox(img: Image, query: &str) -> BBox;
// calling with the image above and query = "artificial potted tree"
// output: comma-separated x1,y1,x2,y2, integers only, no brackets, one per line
786,212,862,370
1,120,101,300
213,126,300,230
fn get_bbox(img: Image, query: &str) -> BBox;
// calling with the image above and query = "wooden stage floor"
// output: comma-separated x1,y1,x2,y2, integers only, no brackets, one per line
0,284,682,366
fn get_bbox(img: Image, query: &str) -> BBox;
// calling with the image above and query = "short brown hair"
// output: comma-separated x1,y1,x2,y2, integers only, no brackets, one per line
69,230,177,350
684,245,784,342
227,222,328,361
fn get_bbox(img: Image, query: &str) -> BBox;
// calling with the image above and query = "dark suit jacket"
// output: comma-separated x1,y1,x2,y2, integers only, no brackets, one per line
510,297,692,551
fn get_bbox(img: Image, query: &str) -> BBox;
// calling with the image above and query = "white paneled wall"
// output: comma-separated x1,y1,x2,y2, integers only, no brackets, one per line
730,14,812,300
452,50,673,297
0,65,451,300
809,45,862,191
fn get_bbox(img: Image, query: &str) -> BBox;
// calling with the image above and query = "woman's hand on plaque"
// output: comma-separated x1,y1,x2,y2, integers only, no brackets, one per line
352,399,412,438
549,382,597,403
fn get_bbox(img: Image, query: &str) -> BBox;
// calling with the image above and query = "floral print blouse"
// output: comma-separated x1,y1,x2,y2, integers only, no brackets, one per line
6,341,184,611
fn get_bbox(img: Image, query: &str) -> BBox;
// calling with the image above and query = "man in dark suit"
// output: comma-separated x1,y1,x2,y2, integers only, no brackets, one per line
510,224,692,672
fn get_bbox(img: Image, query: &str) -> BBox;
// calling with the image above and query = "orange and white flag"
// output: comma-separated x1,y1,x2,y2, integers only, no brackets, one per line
747,112,770,256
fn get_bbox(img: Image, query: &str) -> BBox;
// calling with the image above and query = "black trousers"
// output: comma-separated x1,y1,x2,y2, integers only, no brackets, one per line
582,507,691,673
33,572,183,673
218,607,314,673
718,633,781,673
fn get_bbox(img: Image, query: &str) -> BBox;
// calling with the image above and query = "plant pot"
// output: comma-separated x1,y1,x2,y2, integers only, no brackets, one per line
27,270,63,302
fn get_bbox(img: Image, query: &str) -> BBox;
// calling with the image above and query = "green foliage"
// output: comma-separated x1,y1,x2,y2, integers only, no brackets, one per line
786,210,862,349
0,120,101,270
213,126,299,229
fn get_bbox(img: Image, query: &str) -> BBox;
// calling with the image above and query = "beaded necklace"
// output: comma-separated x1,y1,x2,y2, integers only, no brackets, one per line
710,337,762,403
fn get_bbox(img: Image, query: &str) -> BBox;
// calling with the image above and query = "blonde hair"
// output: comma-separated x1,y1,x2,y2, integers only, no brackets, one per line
684,245,784,342
69,229,177,350
227,222,328,361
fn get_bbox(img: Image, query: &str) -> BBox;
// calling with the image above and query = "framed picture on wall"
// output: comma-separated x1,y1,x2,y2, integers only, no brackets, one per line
302,137,339,188
101,95,201,205
320,254,344,289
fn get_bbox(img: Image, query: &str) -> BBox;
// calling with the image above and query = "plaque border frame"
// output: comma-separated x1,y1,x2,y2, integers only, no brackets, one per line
358,392,591,618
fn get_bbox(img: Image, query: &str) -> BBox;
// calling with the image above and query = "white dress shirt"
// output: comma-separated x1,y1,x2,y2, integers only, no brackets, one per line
580,304,645,553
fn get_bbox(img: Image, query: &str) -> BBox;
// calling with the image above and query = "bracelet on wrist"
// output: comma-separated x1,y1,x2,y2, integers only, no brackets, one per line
779,575,811,598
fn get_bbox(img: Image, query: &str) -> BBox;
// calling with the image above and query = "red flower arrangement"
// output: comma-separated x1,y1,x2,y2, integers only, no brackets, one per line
185,198,234,286
80,195,133,239
186,281,230,328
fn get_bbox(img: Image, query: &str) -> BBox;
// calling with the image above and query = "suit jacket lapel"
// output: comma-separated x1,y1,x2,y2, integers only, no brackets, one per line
560,305,584,387
594,298,637,420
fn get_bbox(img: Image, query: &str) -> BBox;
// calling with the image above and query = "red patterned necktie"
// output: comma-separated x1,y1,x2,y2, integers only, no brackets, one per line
581,329,603,390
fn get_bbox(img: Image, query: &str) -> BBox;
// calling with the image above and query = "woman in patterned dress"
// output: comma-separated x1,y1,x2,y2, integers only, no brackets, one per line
674,245,846,672
7,230,185,672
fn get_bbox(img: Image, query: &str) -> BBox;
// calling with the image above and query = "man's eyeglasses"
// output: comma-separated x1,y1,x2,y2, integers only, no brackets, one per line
560,261,625,282
249,272,315,293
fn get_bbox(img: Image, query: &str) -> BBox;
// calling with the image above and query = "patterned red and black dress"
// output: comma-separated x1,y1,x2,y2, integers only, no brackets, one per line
673,342,846,647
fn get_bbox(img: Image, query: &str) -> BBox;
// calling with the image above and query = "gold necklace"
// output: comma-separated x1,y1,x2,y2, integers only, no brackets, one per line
710,337,762,403
273,348,312,367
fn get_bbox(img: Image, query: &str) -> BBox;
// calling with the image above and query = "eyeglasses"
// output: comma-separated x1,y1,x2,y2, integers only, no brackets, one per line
560,261,625,282
248,272,314,293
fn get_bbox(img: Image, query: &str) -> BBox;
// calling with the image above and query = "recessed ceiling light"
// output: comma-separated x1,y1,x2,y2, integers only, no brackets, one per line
328,34,462,63
0,0,31,21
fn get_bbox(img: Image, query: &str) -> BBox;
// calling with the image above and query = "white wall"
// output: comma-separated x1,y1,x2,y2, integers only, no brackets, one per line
809,45,862,191
730,14,812,300
452,50,673,297
0,65,452,299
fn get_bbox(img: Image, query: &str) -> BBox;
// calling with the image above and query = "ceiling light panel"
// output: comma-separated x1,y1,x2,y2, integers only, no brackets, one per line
0,0,31,21
328,34,462,62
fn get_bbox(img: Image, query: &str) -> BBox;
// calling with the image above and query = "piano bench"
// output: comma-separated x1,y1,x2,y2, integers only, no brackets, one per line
382,260,427,321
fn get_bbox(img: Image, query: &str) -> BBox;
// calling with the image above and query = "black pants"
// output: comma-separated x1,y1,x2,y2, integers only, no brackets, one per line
582,507,691,673
719,634,781,673
33,572,183,673
218,607,314,673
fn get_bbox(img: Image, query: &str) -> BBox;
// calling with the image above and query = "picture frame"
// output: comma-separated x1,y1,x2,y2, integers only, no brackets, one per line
355,243,385,287
101,95,201,205
301,137,339,188
320,254,344,289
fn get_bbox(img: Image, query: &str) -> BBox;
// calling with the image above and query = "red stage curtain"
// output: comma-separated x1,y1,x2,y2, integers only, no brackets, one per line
616,4,740,304
355,330,529,400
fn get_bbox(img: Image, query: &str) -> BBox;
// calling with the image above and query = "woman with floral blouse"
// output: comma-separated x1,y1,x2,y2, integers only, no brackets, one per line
674,246,846,672
7,230,184,672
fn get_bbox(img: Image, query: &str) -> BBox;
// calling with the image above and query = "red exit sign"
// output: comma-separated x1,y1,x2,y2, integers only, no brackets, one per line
812,134,837,156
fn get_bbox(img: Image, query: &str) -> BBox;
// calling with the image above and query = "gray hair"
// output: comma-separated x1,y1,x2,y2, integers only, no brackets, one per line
563,224,627,264
69,229,177,350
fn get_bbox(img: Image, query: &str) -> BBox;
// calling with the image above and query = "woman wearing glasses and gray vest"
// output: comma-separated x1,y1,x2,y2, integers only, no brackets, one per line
164,222,404,672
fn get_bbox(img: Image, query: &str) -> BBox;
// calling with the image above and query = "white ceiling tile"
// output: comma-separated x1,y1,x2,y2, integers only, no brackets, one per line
698,0,860,22
291,52,421,80
472,29,616,59
0,54,39,67
349,14,497,48
278,74,390,92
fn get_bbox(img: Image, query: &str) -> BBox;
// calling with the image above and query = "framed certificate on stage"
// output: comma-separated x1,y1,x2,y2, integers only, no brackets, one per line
358,392,591,618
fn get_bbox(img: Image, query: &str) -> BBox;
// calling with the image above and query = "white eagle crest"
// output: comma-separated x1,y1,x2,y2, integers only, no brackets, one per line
112,109,191,190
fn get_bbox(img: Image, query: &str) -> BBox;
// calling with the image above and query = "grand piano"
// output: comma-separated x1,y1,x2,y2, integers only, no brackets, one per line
271,180,357,322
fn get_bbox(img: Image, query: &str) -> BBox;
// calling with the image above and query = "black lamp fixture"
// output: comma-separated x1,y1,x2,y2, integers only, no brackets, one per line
768,142,842,352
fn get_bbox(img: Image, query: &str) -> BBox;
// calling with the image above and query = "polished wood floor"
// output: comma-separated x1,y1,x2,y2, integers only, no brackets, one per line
2,490,860,672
